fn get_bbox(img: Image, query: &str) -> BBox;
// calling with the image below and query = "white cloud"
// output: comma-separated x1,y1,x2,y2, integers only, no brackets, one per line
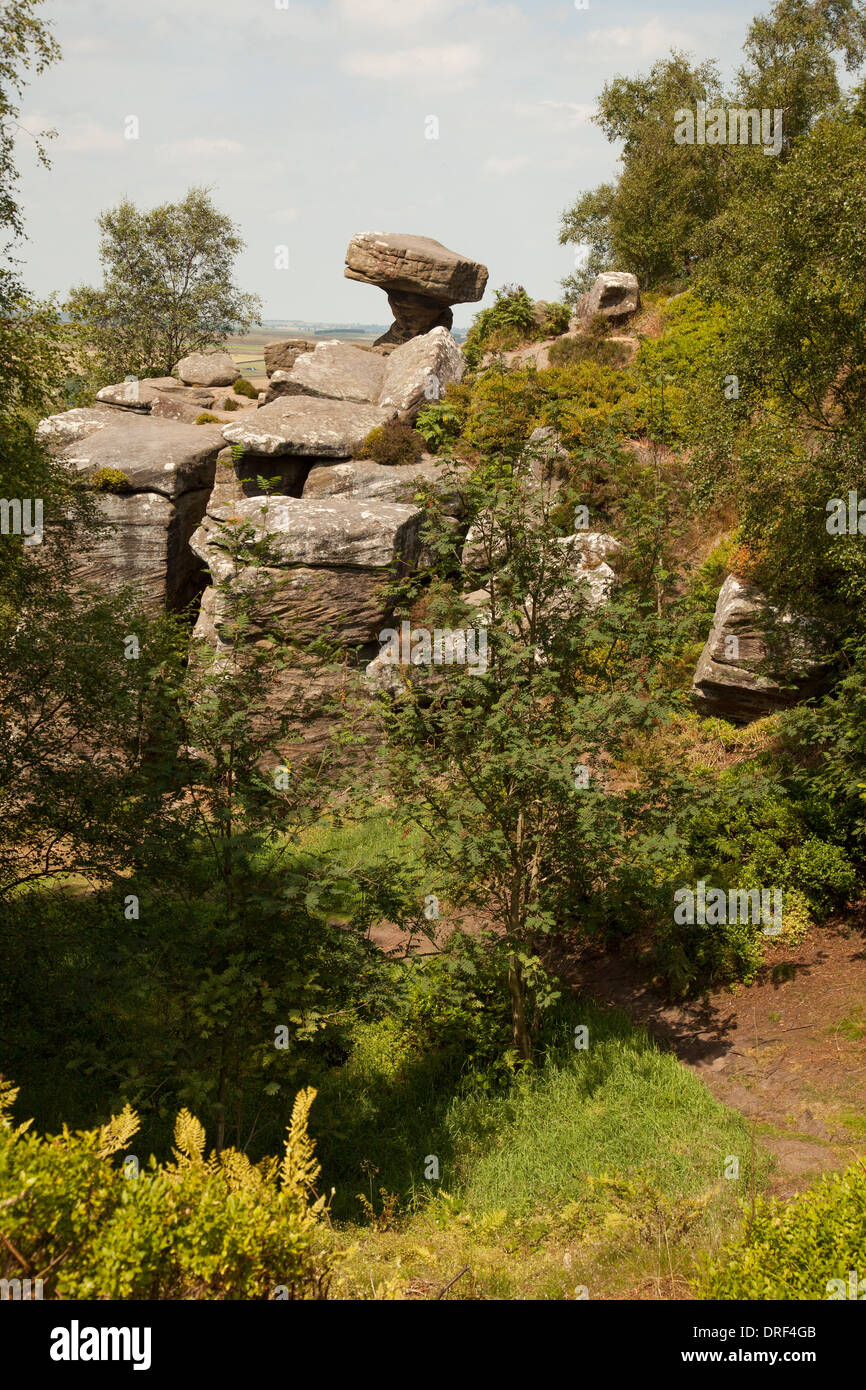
269,207,299,224
482,154,529,179
515,99,595,132
340,43,481,79
334,0,457,26
586,18,694,58
157,137,246,161
17,112,125,153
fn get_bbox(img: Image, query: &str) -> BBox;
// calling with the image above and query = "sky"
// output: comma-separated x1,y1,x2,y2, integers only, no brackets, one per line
14,0,765,329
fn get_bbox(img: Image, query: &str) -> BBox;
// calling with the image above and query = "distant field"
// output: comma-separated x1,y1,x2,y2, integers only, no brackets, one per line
222,328,384,376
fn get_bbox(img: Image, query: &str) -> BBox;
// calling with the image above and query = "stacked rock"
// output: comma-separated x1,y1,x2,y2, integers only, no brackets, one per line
344,232,488,346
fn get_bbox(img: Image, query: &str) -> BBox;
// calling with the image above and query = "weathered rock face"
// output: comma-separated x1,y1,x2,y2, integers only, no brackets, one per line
74,489,212,611
174,351,240,387
190,494,427,761
95,379,216,414
302,457,467,515
378,326,465,421
221,396,395,458
58,414,224,498
263,339,316,376
692,574,830,722
36,406,115,451
345,232,487,346
571,272,641,327
270,341,386,404
46,410,224,610
191,496,424,582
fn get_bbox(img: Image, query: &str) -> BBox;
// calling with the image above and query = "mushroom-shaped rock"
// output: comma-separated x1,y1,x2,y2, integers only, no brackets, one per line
345,232,488,346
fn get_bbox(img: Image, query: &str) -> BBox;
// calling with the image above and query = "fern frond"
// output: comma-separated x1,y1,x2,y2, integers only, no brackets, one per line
173,1109,207,1166
99,1103,140,1157
280,1087,321,1207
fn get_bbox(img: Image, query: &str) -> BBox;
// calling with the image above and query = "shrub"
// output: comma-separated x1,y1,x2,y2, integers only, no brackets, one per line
463,285,540,368
701,1161,866,1300
195,412,221,424
0,1079,331,1300
414,401,463,453
360,420,424,466
89,467,131,493
232,377,257,399
548,335,632,369
221,397,241,411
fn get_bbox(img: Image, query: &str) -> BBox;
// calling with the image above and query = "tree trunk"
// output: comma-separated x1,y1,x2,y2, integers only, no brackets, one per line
508,953,532,1060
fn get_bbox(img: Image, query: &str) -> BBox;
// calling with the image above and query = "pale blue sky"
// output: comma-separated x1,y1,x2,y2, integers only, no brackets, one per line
15,0,764,328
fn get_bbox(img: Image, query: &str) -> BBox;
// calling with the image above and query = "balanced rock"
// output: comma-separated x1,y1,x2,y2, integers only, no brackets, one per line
571,272,640,327
345,232,487,346
222,395,395,458
174,351,240,387
692,574,829,722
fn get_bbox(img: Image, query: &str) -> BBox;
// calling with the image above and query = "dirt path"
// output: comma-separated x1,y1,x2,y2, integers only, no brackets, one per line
566,919,866,1196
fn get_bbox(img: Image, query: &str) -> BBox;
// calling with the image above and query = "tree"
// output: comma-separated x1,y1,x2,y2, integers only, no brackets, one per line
369,436,681,1059
66,187,262,382
558,53,727,294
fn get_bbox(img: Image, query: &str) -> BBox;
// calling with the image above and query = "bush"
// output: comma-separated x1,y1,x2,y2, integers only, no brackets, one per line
414,401,463,453
0,1079,330,1300
701,1161,866,1300
360,420,424,466
221,397,241,411
195,412,221,424
89,467,131,493
548,335,632,369
233,377,257,399
463,285,564,368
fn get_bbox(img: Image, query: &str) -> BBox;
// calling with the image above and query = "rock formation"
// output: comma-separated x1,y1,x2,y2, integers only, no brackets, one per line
344,233,487,346
571,271,641,327
692,574,830,722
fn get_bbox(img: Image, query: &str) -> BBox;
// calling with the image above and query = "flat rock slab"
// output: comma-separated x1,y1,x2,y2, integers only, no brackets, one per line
36,406,116,451
303,457,466,515
58,414,224,498
344,232,487,304
222,396,395,457
192,495,424,579
175,351,240,387
274,340,385,404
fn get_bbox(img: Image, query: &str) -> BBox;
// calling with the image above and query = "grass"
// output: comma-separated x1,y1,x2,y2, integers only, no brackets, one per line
316,996,770,1299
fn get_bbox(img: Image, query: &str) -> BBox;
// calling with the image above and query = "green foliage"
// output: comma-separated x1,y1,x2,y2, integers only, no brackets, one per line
65,187,262,382
88,466,131,493
462,286,567,368
232,377,258,399
221,396,241,411
702,1160,866,1300
359,419,424,466
195,411,220,424
0,1081,330,1299
414,401,464,453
